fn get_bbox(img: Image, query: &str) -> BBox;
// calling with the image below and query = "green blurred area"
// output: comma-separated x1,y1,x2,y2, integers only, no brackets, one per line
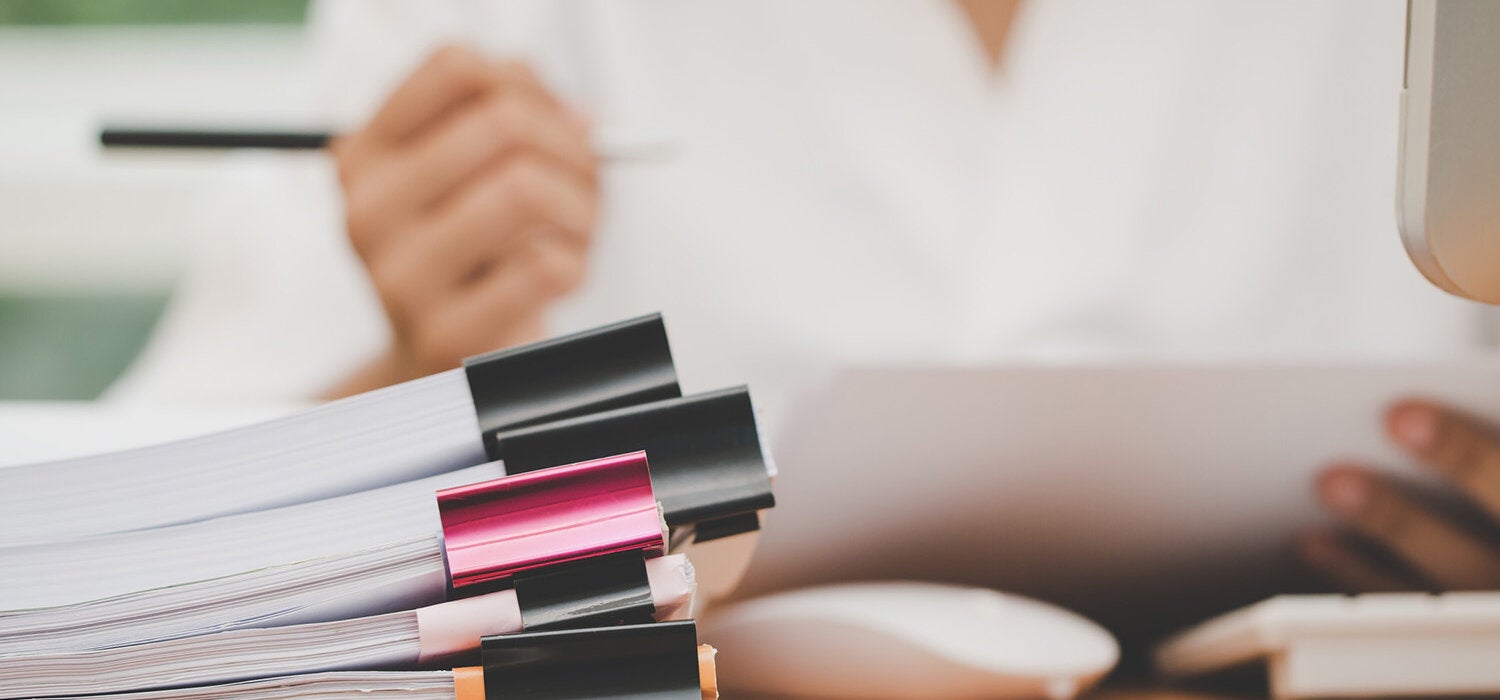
0,0,307,25
0,295,168,399
0,0,303,397
0,1,305,397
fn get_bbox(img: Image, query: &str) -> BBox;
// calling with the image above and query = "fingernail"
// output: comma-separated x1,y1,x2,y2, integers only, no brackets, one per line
1322,473,1369,515
1392,406,1439,451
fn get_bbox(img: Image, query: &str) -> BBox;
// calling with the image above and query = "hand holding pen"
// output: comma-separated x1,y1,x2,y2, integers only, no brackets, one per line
322,46,601,396
99,45,674,398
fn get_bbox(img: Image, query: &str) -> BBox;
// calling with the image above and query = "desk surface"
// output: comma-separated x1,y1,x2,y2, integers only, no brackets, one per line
1095,690,1254,700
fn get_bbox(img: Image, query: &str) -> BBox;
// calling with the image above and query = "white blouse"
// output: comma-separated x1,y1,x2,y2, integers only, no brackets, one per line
110,0,1493,417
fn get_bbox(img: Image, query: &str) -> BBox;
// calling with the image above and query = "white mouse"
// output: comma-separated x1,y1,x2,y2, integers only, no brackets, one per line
700,581,1118,699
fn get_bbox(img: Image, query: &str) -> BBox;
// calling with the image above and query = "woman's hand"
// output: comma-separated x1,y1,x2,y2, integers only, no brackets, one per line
325,45,599,398
1303,399,1500,591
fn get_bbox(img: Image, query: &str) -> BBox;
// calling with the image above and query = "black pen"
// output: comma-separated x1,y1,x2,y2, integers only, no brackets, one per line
101,128,331,150
99,126,676,161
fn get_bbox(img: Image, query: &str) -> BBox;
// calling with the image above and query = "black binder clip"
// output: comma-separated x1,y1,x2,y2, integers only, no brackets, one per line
486,387,776,544
463,313,681,436
513,550,659,632
481,620,706,699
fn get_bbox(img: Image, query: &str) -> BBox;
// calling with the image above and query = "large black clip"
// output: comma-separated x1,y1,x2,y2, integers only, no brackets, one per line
487,387,776,543
481,620,704,699
513,551,657,632
463,313,681,437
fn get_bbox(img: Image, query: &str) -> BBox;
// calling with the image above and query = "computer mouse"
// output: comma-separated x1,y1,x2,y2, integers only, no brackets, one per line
700,581,1118,699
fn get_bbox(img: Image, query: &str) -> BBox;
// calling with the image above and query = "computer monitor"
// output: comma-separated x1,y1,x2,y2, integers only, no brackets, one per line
1398,0,1500,303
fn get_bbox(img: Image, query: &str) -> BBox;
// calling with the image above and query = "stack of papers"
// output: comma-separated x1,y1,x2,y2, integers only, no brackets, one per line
0,315,774,699
0,370,485,545
41,672,459,700
0,556,695,698
0,464,502,610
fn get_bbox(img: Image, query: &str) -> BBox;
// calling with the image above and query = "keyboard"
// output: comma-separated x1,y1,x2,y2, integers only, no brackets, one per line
1155,593,1500,698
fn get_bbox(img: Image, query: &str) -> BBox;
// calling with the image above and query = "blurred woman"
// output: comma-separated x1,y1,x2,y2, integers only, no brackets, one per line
109,0,1500,591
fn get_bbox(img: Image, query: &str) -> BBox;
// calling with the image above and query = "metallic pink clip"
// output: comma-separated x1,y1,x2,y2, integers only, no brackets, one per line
436,451,664,593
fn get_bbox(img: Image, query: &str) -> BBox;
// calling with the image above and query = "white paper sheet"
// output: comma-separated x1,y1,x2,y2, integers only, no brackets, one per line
42,671,456,700
0,463,504,610
0,402,300,467
0,370,486,545
743,360,1500,635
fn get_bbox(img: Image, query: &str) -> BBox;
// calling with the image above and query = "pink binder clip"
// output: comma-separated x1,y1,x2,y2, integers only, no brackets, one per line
436,451,664,593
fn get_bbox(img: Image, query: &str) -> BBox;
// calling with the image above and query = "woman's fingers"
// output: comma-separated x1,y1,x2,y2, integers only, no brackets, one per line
362,46,523,144
1297,530,1414,593
1316,464,1500,590
409,152,596,292
397,90,597,214
1386,400,1500,522
330,47,601,385
340,61,594,259
416,235,585,370
369,154,595,329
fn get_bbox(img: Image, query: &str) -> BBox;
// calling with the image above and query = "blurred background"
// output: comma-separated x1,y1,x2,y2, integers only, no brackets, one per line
0,0,308,399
